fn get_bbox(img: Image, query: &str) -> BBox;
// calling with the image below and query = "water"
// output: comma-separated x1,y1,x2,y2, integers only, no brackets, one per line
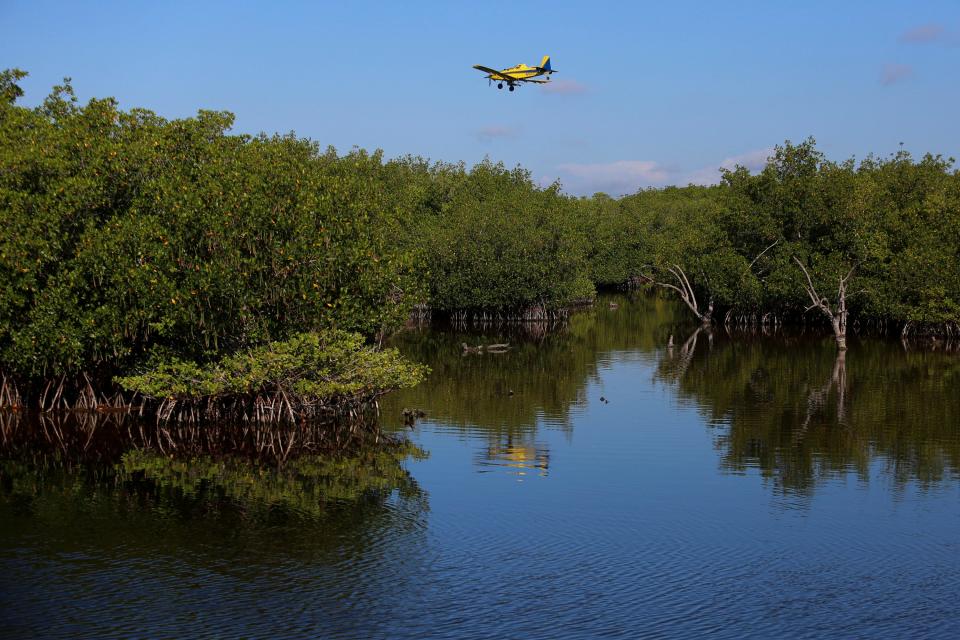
2,294,960,638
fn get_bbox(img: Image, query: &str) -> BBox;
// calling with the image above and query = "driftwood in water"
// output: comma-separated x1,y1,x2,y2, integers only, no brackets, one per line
461,342,511,354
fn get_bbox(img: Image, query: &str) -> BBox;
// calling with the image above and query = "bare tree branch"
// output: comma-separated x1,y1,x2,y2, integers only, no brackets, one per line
841,263,857,285
793,255,832,318
792,255,853,351
746,238,780,273
673,263,699,313
640,266,703,321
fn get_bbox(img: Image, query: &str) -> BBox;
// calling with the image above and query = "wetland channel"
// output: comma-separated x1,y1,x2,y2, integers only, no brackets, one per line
2,293,959,639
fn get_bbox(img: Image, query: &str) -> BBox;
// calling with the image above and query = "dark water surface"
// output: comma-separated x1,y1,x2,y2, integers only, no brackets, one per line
3,294,960,639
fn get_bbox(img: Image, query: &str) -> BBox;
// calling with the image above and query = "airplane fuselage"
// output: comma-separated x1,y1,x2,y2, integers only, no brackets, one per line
495,64,541,80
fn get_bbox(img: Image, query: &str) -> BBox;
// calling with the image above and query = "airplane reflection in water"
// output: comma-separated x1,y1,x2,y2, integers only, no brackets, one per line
476,435,550,479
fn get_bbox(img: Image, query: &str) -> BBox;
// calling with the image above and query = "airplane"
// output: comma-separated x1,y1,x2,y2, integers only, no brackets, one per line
473,55,557,91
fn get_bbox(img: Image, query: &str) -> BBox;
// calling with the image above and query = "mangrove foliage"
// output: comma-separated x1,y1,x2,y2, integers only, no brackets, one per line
2,70,958,413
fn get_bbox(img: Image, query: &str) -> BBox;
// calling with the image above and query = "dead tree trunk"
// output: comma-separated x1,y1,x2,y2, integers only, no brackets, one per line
642,264,713,325
793,256,855,351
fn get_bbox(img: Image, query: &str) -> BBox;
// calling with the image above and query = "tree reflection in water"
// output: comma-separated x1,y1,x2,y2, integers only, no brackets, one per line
657,325,960,493
388,293,960,493
0,411,428,553
385,293,689,476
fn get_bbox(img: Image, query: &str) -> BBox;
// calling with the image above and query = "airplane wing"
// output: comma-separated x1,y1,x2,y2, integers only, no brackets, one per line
473,65,514,81
519,78,549,84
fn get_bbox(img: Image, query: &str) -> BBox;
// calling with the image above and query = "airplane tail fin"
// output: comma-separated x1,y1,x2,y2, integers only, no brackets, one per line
539,55,552,72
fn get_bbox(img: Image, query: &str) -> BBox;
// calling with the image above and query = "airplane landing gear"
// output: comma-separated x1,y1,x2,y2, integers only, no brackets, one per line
497,83,503,89
508,85,514,92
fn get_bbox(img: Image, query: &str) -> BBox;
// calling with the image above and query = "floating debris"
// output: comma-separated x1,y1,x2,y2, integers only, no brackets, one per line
461,342,511,354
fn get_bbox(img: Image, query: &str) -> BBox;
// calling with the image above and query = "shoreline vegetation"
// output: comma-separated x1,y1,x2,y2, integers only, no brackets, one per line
2,70,959,436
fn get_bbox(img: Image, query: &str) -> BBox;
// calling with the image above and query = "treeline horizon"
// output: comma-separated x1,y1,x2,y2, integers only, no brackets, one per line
2,70,958,401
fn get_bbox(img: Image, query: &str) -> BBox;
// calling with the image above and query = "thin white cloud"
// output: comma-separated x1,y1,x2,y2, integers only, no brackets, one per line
476,125,519,142
556,160,672,195
899,23,946,43
685,148,774,185
554,148,775,195
880,63,913,86
541,79,588,95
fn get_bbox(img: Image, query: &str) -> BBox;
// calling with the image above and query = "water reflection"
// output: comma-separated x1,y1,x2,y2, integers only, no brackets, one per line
389,294,960,492
476,436,551,478
388,295,686,434
0,412,429,551
657,326,960,493
384,294,687,475
0,408,399,465
0,414,433,639
3,296,960,638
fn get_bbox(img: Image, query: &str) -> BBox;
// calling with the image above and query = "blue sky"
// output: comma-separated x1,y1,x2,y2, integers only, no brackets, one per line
3,0,958,195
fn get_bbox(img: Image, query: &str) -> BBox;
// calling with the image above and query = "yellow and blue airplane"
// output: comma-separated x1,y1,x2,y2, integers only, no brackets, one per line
473,56,556,91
